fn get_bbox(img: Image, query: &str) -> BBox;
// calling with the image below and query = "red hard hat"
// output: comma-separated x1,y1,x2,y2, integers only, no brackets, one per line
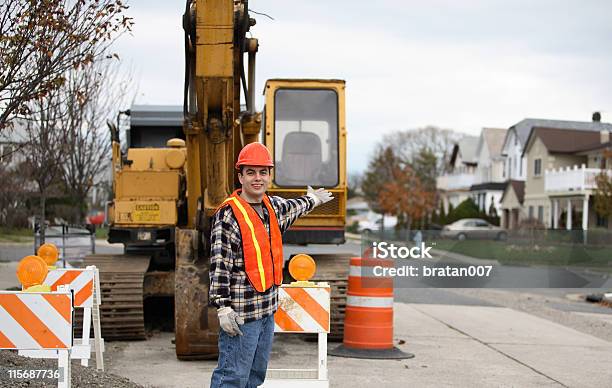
235,142,274,170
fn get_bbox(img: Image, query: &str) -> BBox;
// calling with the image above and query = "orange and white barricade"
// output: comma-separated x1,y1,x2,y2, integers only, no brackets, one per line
0,286,73,388
19,266,104,370
263,282,331,388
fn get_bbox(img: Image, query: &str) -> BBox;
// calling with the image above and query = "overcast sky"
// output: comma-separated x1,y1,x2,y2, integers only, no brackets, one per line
114,0,612,173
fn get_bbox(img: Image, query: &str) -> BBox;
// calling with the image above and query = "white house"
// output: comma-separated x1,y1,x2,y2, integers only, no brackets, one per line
436,135,478,214
469,127,507,215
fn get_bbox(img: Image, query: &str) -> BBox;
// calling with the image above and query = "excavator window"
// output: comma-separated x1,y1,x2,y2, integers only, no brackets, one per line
273,89,339,187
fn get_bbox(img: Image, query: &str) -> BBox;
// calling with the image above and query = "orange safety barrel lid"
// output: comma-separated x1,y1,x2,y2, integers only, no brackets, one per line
37,243,59,266
16,255,49,289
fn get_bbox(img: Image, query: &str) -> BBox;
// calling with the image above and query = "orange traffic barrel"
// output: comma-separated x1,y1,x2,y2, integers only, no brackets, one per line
329,257,414,360
345,257,394,349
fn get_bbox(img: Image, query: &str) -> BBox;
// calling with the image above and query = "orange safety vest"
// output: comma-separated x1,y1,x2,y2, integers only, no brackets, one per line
216,190,283,292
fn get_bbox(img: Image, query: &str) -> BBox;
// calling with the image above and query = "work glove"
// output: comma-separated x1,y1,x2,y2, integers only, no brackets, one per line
217,307,244,336
307,186,334,207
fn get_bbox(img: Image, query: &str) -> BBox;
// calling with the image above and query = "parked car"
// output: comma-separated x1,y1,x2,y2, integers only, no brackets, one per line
357,213,398,234
440,218,507,241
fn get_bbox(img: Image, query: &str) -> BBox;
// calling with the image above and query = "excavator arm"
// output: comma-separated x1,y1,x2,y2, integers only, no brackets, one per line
175,0,259,359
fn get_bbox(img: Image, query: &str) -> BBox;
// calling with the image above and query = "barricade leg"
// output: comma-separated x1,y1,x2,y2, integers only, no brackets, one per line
81,307,91,367
92,267,104,371
318,333,327,380
57,349,71,388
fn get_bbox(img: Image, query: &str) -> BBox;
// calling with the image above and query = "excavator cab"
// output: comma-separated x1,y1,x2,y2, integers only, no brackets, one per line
264,79,347,245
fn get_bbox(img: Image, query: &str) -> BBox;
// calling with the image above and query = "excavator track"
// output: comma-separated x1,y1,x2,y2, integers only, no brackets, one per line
83,254,151,340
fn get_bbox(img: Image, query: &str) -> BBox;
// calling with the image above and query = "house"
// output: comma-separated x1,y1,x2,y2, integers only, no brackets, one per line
500,116,612,181
499,180,525,229
522,127,612,230
499,115,612,230
469,127,507,215
436,135,478,214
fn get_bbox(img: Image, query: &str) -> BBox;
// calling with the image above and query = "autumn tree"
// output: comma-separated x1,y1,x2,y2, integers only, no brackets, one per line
378,162,435,237
361,145,400,214
0,0,133,130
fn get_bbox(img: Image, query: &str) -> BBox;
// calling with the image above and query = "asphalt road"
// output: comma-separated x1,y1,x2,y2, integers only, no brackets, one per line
2,238,609,315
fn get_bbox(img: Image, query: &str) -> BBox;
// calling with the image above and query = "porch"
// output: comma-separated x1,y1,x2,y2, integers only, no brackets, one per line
545,164,612,193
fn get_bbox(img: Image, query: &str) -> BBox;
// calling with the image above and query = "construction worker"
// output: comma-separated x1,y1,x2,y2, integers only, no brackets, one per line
209,142,332,388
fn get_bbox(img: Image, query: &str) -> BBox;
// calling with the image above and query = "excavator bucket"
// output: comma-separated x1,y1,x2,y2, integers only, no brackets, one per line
174,228,220,359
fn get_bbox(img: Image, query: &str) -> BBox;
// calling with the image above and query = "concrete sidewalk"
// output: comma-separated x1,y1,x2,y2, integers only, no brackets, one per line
105,302,612,388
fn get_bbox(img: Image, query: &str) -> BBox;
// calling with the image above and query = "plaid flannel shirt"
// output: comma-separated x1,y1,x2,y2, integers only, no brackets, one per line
209,194,315,322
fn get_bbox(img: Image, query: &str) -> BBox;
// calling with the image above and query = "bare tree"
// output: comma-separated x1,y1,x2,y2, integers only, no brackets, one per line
0,161,32,228
19,93,68,241
383,126,464,176
0,0,133,130
59,58,133,223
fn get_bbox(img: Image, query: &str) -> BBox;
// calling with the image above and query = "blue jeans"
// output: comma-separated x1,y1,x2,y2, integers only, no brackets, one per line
210,314,275,388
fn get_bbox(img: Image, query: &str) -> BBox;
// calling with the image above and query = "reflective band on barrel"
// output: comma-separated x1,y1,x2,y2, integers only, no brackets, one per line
347,295,394,308
349,265,393,278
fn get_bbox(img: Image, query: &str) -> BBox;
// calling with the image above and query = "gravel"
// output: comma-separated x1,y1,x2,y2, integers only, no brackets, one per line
0,350,143,388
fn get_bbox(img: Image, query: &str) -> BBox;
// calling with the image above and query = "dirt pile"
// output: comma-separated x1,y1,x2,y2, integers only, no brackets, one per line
0,350,143,387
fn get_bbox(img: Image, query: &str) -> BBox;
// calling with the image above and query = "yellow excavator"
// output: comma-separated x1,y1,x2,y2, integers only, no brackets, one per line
88,0,348,359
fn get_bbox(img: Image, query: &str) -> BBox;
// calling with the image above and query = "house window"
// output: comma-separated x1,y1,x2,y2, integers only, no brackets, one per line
538,206,544,222
529,206,534,219
534,158,542,176
596,213,608,228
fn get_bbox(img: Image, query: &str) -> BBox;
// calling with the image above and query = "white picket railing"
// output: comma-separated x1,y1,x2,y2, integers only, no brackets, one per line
436,172,476,191
545,164,612,192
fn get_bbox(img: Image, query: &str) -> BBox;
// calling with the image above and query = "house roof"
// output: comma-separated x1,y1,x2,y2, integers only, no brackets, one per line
522,127,605,156
483,127,507,157
449,135,479,167
500,180,525,205
475,127,507,160
469,182,507,191
509,118,612,147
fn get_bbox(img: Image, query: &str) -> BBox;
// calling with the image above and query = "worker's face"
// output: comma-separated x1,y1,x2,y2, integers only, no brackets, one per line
238,166,271,199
